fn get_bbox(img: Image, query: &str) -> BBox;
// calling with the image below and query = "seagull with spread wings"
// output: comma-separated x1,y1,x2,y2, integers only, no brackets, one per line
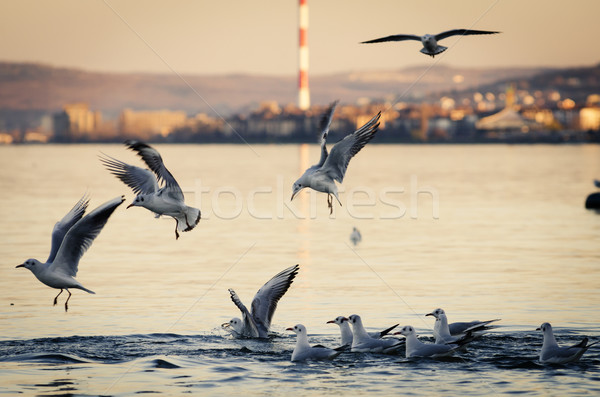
16,195,124,311
100,140,201,240
362,29,500,57
291,101,381,214
223,264,300,339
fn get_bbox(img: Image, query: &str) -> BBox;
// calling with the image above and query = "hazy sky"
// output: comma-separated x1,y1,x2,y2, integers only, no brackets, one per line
1,0,599,76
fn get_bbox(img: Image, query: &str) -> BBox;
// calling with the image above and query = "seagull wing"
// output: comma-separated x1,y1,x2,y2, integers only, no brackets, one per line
99,154,159,195
361,34,421,44
46,195,90,263
229,288,259,337
50,196,125,276
321,112,381,183
124,140,184,200
435,29,500,41
251,264,300,331
377,324,399,338
316,101,338,167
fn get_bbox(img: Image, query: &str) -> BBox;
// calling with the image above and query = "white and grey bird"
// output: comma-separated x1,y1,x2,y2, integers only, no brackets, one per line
361,29,500,57
350,227,362,246
100,140,201,240
426,308,500,344
348,314,403,353
327,316,398,347
396,325,460,358
16,195,124,311
537,322,598,364
291,101,381,214
287,324,344,362
223,264,299,339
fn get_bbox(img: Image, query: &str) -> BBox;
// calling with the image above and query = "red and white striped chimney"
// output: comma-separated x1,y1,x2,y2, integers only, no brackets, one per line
298,0,310,110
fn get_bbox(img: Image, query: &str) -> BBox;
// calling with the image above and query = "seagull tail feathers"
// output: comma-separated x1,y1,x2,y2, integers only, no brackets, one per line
176,206,201,233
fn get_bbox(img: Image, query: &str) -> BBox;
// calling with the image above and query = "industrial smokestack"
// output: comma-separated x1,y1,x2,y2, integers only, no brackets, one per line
298,0,310,110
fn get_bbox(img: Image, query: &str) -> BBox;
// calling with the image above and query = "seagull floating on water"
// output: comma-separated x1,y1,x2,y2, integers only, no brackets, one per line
361,29,500,57
100,140,201,240
426,308,500,344
287,324,344,362
223,264,299,338
396,325,460,358
348,314,403,353
16,195,124,311
350,227,362,246
537,322,598,364
291,101,381,214
327,316,398,347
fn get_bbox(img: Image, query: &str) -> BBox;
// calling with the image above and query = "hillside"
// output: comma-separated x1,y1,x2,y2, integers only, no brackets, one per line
0,62,544,116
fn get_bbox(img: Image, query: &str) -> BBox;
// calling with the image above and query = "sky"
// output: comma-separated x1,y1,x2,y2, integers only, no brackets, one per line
1,0,599,76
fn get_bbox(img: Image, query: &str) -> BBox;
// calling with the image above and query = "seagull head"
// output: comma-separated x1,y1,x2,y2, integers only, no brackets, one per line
16,258,42,274
290,180,306,201
127,195,149,209
222,318,243,334
327,316,349,325
348,314,362,327
396,325,416,337
426,308,445,319
536,322,552,333
286,324,306,335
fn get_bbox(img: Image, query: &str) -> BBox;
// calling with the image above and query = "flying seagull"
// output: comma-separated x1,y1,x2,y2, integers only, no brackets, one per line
100,140,201,239
537,322,598,364
291,101,381,214
361,29,500,57
223,264,299,338
349,227,362,246
16,195,124,311
287,324,345,362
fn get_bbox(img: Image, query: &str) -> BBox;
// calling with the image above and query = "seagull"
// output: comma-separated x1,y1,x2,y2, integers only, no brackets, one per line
426,308,500,343
16,195,125,311
350,227,362,246
287,324,344,362
327,316,398,347
537,322,598,364
396,325,460,358
291,101,381,214
223,264,299,338
100,140,201,240
361,29,500,57
348,314,403,353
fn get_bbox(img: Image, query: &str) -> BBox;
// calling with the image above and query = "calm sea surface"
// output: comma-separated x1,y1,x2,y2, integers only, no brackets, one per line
0,144,599,396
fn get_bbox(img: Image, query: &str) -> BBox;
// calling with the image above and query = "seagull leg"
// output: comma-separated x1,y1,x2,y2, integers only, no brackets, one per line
53,289,64,306
327,194,333,215
174,220,180,240
64,289,72,312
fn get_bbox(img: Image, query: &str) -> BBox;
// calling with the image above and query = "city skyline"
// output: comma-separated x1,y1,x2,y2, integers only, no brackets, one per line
1,0,599,77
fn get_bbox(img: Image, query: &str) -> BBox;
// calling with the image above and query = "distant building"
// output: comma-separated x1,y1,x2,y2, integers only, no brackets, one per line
52,103,101,140
119,109,187,140
580,107,600,130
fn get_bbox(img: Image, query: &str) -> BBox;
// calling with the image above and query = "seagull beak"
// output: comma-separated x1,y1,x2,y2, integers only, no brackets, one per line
290,191,298,201
221,322,231,328
16,263,25,268
286,327,294,331
425,313,434,317
126,203,134,209
326,320,335,324
536,327,541,331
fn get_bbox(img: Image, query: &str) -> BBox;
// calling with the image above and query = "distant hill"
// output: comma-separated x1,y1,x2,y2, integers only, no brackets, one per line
0,62,546,116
